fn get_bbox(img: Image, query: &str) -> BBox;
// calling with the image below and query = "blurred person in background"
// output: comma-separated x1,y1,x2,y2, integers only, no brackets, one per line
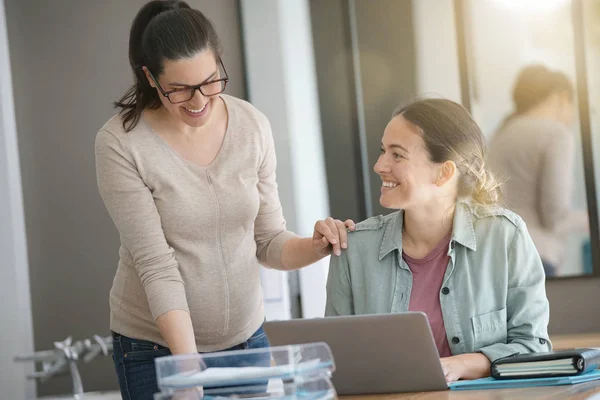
488,64,589,277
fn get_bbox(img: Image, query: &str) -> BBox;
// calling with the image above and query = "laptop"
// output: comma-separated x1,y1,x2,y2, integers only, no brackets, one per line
264,312,449,395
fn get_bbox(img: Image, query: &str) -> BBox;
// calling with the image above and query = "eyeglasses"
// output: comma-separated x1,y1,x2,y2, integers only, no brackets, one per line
147,58,229,104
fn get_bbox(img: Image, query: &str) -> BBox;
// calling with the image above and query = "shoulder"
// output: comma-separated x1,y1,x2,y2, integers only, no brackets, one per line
467,201,523,228
353,211,400,232
95,113,153,153
347,211,401,247
461,202,525,242
96,114,126,148
507,117,571,143
222,94,270,131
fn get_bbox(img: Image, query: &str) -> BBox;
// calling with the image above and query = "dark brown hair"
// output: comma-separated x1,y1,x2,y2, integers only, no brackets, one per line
114,0,222,131
394,98,502,206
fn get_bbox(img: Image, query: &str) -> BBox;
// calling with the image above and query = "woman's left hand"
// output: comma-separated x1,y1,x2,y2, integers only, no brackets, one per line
312,218,356,257
440,353,491,382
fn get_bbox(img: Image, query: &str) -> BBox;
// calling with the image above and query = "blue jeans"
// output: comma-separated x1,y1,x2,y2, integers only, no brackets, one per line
542,259,557,277
112,325,270,400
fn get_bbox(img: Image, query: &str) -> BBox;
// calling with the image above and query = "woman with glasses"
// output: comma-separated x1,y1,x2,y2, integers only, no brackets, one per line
95,1,353,398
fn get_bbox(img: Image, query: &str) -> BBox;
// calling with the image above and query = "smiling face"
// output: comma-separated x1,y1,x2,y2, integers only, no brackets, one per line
373,115,458,210
144,50,223,128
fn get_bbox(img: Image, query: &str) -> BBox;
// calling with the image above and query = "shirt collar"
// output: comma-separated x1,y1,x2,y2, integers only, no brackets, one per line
378,200,477,260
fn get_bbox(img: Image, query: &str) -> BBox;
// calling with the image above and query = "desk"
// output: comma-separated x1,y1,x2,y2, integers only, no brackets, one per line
341,333,600,399
341,380,600,399
552,333,600,350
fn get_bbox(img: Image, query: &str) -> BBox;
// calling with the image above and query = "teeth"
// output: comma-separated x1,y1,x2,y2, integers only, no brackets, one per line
185,105,206,113
382,181,398,188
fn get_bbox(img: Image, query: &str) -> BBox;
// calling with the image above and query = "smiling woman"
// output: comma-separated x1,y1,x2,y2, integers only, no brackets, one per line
94,1,355,399
326,98,551,383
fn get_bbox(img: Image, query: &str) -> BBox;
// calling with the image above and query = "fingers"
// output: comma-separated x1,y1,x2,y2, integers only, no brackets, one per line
338,219,357,251
344,219,356,231
335,219,348,250
314,218,342,255
445,372,459,383
440,357,460,383
324,218,342,256
314,217,356,256
313,220,336,254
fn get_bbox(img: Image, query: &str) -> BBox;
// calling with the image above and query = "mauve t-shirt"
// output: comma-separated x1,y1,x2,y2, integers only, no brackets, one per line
402,233,453,358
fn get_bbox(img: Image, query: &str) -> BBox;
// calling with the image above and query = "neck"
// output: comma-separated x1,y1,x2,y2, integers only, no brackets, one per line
521,102,560,123
160,107,211,137
403,197,456,247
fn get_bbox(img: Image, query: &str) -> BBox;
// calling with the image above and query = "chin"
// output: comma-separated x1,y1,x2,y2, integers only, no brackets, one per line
181,111,212,128
379,196,405,210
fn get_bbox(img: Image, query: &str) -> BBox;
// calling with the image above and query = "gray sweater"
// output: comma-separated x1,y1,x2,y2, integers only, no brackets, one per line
95,95,297,351
488,116,585,266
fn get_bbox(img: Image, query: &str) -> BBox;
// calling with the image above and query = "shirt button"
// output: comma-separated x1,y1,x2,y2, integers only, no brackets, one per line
452,337,460,344
450,242,455,249
442,287,450,295
539,338,547,345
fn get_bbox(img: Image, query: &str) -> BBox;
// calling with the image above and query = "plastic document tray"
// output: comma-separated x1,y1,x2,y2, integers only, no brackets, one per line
153,342,335,400
153,375,336,400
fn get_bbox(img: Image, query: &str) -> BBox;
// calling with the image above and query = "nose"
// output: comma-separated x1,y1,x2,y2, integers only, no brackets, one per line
373,153,389,174
185,88,208,108
192,87,207,101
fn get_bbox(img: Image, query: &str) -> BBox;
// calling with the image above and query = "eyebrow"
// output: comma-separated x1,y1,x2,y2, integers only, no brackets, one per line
168,70,218,87
382,143,410,153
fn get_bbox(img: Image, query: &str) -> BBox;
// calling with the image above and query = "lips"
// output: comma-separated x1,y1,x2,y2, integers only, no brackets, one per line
184,104,206,114
181,102,209,118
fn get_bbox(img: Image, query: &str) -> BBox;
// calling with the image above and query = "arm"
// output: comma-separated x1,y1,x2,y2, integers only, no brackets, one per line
281,218,356,270
324,250,354,316
281,237,323,269
95,130,196,354
442,220,551,382
478,220,552,362
253,118,353,270
253,119,300,270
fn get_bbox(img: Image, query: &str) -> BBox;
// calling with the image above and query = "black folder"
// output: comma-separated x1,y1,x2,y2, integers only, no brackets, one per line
491,348,600,379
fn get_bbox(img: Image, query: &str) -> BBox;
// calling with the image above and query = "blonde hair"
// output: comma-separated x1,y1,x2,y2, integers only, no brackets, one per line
394,98,503,206
460,158,503,206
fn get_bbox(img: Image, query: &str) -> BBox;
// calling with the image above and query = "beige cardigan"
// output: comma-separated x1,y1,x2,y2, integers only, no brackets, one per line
488,116,587,267
95,95,297,351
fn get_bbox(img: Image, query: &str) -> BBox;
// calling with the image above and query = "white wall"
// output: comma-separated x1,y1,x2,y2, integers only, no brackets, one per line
412,0,462,103
0,0,35,398
241,0,331,319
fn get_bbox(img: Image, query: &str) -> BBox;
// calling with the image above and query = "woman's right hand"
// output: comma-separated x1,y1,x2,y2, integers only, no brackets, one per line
440,353,491,382
312,218,356,257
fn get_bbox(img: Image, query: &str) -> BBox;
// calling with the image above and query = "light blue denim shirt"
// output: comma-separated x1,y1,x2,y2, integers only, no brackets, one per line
325,200,551,362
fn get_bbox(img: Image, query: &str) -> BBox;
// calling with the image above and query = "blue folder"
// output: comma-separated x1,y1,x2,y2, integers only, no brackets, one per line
449,368,600,390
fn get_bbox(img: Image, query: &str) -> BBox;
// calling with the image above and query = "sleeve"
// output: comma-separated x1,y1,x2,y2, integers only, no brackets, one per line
325,250,354,316
253,117,299,268
95,129,189,321
538,131,575,232
478,221,552,362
